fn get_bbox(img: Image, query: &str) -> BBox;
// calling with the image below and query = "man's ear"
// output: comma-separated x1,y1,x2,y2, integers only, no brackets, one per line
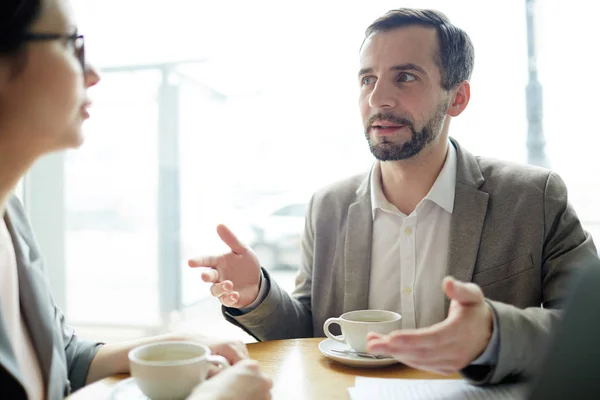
447,80,470,117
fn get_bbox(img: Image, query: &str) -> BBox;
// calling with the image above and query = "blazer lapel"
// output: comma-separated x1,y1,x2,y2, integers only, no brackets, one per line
4,210,53,393
343,173,373,312
445,139,489,314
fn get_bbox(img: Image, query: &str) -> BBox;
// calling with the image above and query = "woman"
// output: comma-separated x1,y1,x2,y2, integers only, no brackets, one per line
0,0,272,399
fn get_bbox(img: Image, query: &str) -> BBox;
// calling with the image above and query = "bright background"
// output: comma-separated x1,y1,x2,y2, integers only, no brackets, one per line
22,0,600,342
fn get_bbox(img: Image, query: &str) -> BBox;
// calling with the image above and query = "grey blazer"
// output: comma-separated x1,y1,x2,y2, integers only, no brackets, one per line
224,138,598,384
0,196,101,399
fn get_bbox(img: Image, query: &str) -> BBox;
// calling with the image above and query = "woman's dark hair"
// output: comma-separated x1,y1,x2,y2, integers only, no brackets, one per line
0,0,43,55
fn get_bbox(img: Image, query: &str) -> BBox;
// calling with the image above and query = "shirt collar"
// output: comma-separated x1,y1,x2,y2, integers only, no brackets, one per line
370,141,457,219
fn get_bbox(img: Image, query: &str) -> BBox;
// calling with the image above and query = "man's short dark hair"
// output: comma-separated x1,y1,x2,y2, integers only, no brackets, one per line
364,8,474,91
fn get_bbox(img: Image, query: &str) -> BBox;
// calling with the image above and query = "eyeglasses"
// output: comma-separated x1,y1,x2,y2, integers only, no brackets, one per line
21,33,85,70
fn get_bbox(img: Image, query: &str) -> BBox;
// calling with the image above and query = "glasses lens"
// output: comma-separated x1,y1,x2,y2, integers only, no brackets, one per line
75,36,85,69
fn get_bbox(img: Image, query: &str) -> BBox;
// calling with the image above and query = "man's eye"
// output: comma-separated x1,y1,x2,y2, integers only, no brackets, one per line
398,73,417,83
361,76,376,85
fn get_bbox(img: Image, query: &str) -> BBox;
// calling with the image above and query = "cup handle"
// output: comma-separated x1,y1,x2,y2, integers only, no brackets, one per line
323,317,346,344
207,355,230,370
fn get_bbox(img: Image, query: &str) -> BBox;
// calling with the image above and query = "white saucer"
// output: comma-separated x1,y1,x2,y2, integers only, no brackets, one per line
318,338,399,368
107,377,148,399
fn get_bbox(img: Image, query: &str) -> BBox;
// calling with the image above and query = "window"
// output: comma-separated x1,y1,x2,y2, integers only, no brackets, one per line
273,204,308,218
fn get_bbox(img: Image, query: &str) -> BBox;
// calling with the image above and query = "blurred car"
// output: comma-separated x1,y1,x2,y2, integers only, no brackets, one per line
244,195,308,271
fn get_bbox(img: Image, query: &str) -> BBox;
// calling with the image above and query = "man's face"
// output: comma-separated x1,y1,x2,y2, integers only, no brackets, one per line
359,26,451,161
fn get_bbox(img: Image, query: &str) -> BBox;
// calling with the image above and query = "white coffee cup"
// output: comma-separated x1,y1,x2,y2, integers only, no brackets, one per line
129,341,230,400
323,310,402,353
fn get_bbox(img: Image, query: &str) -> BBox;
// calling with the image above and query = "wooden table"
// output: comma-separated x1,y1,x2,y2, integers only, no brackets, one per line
70,338,459,399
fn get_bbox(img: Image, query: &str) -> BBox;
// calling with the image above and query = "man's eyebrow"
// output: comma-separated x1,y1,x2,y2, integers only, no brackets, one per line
358,63,427,77
390,63,426,75
358,67,372,77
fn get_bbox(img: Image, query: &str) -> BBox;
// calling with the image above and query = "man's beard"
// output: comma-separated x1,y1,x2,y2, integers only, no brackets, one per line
365,102,449,161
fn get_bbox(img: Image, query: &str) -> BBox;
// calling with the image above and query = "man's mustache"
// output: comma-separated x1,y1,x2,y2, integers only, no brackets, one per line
366,113,414,130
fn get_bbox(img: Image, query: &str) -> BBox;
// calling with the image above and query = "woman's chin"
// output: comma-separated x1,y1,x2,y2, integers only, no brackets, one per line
60,130,86,151
71,133,86,149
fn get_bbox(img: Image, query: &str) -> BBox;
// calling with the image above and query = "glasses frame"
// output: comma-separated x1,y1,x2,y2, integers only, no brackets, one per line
21,33,85,70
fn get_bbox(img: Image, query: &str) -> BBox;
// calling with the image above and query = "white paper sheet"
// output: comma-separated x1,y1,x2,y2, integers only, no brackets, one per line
348,377,528,400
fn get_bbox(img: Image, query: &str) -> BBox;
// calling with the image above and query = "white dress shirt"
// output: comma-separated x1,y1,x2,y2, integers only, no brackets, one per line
244,141,499,364
367,142,499,365
368,143,456,329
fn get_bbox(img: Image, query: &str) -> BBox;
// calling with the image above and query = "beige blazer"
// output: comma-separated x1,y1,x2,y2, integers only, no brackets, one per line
224,138,598,384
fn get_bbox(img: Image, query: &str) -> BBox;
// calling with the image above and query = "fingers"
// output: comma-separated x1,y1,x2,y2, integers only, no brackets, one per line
198,273,239,307
220,292,240,308
368,324,452,351
205,279,239,306
237,359,261,372
210,281,234,297
188,256,220,285
443,276,484,305
210,341,249,365
188,255,220,269
234,360,274,389
201,269,219,283
366,332,383,341
216,224,248,255
367,336,463,374
366,305,488,374
368,337,445,359
190,359,272,400
206,364,221,379
366,326,457,370
225,341,249,359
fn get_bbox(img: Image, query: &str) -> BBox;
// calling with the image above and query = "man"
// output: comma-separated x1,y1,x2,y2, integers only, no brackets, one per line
189,8,598,384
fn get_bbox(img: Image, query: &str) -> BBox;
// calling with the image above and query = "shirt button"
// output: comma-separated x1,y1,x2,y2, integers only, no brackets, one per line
402,287,412,295
404,227,413,235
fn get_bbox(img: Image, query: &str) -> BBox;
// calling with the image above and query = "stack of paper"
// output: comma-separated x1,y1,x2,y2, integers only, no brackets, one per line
348,377,528,400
